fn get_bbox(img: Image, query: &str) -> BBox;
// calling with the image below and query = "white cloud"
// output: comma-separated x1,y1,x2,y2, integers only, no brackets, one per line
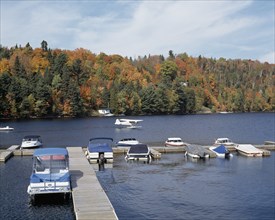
1,0,274,63
73,1,252,55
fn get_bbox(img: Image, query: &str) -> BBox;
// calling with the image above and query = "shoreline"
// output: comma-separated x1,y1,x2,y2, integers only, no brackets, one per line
1,111,274,121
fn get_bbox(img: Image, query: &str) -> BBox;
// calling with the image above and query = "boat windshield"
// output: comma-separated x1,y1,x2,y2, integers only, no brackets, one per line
34,155,68,173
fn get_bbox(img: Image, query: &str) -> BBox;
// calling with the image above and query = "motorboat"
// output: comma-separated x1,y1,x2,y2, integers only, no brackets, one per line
235,144,263,157
116,138,140,147
21,135,43,148
165,137,185,147
27,148,71,200
0,126,14,131
185,145,210,159
214,138,236,146
209,145,233,158
125,144,151,162
86,137,114,164
115,119,143,128
98,109,114,117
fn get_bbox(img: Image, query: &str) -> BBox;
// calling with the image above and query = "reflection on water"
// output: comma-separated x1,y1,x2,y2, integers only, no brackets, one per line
29,193,72,206
96,152,275,220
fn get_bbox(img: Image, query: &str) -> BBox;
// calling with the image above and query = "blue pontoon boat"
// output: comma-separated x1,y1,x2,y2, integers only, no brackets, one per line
86,137,114,164
27,148,71,199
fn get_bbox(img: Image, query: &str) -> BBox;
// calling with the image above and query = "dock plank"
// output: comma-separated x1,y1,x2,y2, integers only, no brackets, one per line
0,151,13,162
67,147,118,220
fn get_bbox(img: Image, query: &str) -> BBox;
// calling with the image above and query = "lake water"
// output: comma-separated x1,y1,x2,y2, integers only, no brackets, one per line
0,112,274,148
0,113,274,219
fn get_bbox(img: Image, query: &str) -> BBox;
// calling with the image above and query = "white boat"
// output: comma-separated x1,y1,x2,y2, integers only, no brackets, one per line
116,138,140,147
235,144,263,157
85,137,114,164
214,138,236,146
98,109,114,116
209,145,233,158
21,135,43,148
115,119,143,128
27,148,71,200
185,145,210,159
0,126,14,131
165,137,185,147
125,144,151,162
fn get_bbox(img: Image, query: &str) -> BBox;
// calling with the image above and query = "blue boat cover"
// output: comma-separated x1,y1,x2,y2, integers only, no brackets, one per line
213,145,228,153
88,143,112,152
30,172,70,183
129,144,149,154
33,148,68,157
23,135,41,139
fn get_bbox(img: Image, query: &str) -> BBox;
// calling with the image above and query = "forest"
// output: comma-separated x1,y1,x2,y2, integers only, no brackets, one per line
0,41,274,119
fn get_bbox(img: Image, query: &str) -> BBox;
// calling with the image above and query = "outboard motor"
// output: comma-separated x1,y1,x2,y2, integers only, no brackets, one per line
99,153,106,164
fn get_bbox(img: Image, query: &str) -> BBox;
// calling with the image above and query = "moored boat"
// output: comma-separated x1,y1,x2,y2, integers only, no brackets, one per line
165,137,185,147
86,137,114,164
125,144,151,162
209,145,233,158
214,138,236,146
185,145,210,159
116,138,140,147
27,148,71,200
21,135,43,148
235,144,263,157
0,126,14,131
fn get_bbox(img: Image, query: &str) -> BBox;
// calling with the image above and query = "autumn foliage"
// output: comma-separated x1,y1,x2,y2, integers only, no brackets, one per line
0,42,274,118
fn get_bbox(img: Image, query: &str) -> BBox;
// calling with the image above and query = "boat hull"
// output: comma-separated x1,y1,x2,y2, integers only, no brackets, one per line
125,154,151,162
27,181,71,195
21,142,42,148
185,151,210,159
86,151,114,164
165,143,184,147
209,146,233,158
0,126,14,131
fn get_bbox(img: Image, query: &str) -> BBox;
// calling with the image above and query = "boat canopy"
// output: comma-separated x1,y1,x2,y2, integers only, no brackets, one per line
89,137,113,142
213,145,228,153
88,137,113,152
23,135,41,139
167,137,182,141
33,148,68,157
129,144,149,154
88,143,112,152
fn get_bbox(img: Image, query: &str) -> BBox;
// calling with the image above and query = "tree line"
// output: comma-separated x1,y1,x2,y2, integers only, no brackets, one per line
0,41,274,118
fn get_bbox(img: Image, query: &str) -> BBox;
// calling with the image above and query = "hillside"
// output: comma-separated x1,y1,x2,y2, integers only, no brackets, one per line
0,42,274,118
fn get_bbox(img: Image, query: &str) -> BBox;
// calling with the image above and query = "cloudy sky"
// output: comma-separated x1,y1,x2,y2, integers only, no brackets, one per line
1,0,274,63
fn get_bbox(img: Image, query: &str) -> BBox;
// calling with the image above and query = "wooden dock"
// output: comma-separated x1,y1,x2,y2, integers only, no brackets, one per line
0,145,20,162
150,148,162,159
67,147,118,220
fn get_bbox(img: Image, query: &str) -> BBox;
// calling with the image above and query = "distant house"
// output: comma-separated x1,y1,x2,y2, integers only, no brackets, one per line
98,109,114,116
